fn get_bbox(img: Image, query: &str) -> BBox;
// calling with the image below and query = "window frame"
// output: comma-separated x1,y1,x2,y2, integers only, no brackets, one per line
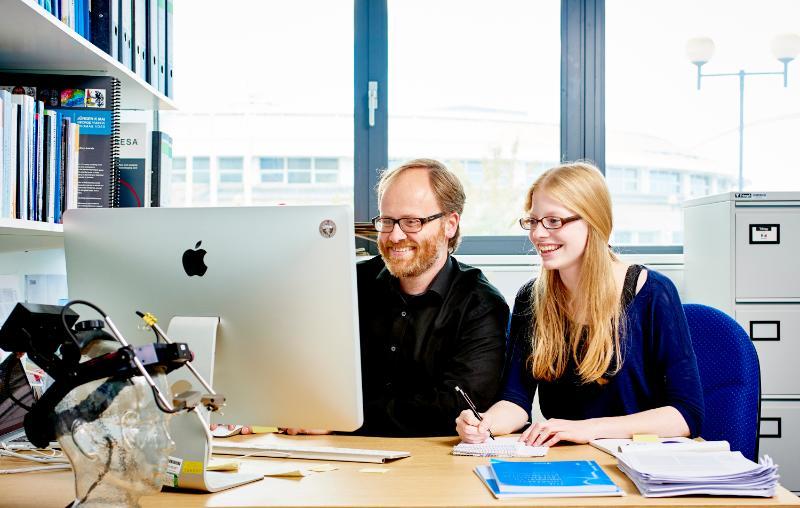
353,0,676,255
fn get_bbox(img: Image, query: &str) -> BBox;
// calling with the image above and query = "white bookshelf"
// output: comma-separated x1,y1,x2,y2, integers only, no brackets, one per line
0,0,176,251
0,0,175,111
0,219,63,253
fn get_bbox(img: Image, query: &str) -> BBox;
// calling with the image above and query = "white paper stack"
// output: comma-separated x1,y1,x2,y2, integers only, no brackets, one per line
617,450,779,497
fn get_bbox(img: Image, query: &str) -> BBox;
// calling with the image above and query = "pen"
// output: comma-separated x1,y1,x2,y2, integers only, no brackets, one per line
455,385,495,440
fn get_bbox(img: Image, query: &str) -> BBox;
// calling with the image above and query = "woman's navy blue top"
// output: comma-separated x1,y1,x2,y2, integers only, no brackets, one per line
500,268,704,437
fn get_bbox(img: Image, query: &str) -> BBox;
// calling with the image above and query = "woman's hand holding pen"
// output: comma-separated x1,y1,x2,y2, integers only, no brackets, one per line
455,409,495,443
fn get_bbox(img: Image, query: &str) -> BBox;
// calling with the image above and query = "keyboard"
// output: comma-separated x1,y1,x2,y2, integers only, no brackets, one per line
212,441,410,464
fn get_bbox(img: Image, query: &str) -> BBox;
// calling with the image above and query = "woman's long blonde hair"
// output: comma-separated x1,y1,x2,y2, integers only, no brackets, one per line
526,162,623,384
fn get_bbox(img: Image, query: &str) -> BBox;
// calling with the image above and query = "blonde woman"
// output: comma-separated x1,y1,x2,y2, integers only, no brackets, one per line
455,162,704,446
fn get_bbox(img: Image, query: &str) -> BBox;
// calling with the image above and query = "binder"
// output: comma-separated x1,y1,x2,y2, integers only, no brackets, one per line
74,0,83,36
90,0,119,60
118,122,150,207
156,0,166,93
120,0,133,70
146,0,158,85
165,0,174,97
83,0,90,41
133,0,147,80
0,90,11,217
150,130,171,206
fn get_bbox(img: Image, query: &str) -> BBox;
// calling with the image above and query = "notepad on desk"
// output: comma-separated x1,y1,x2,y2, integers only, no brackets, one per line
452,437,547,457
474,459,624,498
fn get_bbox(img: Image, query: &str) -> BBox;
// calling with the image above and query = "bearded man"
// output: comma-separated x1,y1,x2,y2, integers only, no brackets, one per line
355,159,509,436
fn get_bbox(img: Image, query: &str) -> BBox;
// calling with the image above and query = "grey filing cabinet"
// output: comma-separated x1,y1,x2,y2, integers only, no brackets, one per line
684,191,800,492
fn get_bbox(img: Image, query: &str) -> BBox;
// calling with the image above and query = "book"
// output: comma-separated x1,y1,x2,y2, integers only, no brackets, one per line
474,465,624,499
150,130,171,207
489,459,622,495
0,73,121,211
452,437,547,458
118,122,150,207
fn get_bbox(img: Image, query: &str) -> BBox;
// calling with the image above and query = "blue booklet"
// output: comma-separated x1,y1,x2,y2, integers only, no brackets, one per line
489,459,621,494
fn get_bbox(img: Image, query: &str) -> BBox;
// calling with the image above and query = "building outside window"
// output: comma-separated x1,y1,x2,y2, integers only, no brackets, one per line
650,170,681,195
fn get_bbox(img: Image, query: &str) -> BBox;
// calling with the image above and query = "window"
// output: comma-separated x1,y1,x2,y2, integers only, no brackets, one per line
607,167,639,193
649,170,681,195
607,0,800,247
160,0,353,207
258,157,284,184
287,157,312,184
387,0,561,236
690,174,711,197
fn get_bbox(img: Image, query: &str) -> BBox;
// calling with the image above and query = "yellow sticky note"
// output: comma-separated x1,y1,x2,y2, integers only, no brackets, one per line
181,461,204,475
207,459,240,472
632,434,659,443
307,464,338,473
359,467,390,474
250,426,280,434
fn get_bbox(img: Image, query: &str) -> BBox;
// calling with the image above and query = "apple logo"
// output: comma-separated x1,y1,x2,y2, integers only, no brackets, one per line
182,241,208,277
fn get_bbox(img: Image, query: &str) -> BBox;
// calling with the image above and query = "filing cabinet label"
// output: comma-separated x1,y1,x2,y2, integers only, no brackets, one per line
759,417,782,438
749,224,780,244
750,321,781,341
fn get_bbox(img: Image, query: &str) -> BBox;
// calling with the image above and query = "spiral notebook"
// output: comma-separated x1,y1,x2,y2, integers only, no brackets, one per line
452,437,547,457
0,72,121,212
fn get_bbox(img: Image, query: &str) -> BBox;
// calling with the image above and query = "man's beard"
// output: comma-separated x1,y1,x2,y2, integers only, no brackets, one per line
378,223,446,279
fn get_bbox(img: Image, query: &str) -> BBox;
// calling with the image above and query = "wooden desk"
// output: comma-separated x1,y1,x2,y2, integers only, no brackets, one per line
1,434,799,507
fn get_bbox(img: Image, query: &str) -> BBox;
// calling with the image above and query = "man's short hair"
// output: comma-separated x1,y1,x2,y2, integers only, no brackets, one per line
377,158,465,254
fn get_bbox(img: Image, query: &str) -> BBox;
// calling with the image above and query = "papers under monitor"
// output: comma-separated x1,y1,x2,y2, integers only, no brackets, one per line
212,436,409,464
452,437,547,457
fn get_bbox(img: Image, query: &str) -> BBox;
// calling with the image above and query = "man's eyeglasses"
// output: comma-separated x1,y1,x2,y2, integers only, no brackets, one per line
519,215,581,231
372,212,445,233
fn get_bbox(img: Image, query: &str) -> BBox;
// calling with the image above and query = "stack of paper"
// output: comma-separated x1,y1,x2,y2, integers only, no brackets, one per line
617,450,779,497
474,459,624,498
453,437,547,457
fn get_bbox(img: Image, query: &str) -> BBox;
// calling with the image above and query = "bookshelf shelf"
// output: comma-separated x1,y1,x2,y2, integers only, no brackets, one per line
0,0,175,111
0,219,63,252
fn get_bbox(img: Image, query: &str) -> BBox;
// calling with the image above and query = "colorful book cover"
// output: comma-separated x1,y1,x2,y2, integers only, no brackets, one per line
490,459,619,493
0,73,120,210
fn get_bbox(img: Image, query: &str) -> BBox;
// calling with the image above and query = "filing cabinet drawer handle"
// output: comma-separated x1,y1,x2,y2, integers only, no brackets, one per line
749,321,781,341
759,417,782,438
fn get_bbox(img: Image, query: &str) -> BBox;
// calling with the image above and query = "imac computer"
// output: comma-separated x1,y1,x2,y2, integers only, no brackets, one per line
63,205,363,490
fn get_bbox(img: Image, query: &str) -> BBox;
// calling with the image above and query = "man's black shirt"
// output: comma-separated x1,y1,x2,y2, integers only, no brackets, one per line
355,255,509,436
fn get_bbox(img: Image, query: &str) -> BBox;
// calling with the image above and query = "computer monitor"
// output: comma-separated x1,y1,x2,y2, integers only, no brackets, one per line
63,205,363,431
0,353,36,443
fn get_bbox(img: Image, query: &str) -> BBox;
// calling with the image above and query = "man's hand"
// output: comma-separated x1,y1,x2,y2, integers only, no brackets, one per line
455,409,493,443
281,428,331,436
519,418,597,447
210,424,252,436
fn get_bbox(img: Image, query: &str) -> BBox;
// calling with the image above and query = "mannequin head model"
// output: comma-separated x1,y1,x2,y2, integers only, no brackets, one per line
54,339,174,508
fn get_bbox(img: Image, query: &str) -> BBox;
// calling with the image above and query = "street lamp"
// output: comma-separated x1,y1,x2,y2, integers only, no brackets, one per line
686,34,800,191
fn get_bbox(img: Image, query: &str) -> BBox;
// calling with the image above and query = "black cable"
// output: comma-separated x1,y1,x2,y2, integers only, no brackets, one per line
150,385,180,414
61,300,108,349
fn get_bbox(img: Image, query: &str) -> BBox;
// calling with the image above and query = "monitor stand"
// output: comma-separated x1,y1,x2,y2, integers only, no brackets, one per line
163,316,262,492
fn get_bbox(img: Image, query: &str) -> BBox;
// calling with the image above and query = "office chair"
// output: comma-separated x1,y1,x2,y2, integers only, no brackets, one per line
683,303,761,461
